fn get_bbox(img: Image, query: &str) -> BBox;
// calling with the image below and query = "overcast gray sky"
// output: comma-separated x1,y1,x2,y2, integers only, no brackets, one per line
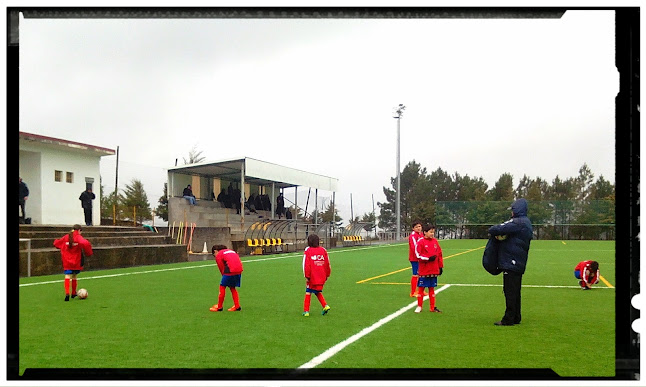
18,9,617,225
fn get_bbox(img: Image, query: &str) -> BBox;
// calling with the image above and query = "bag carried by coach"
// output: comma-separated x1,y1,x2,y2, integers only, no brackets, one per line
482,237,502,275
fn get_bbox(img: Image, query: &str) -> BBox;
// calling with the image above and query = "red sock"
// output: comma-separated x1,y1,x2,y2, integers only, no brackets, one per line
429,287,436,310
71,279,78,295
304,293,311,312
411,276,418,294
315,292,327,307
64,278,70,295
217,285,226,308
417,287,424,307
230,287,240,308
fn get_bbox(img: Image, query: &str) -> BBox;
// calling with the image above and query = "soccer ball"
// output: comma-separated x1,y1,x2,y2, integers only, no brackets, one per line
77,288,88,299
495,235,507,241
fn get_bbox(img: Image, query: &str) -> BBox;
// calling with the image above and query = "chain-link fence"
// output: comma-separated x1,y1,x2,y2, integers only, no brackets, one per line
435,200,615,240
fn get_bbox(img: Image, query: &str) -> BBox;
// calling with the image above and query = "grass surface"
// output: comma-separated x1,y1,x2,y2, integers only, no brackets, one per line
17,239,616,378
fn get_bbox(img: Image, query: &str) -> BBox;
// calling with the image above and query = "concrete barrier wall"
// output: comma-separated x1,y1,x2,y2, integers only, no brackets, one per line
19,244,189,277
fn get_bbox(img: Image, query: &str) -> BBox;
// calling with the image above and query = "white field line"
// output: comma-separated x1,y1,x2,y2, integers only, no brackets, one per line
18,243,399,287
298,284,452,369
450,283,615,289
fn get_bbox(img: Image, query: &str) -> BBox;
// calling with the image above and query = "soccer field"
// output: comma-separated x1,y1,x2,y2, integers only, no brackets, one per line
16,239,616,379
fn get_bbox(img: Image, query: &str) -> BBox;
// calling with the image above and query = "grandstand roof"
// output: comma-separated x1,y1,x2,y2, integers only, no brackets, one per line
167,157,338,192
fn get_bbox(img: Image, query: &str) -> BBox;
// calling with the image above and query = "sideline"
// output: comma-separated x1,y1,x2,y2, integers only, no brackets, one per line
18,243,400,287
298,284,452,369
365,282,616,289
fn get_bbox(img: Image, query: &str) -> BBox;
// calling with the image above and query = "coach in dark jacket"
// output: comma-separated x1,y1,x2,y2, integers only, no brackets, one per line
488,198,533,326
79,188,96,226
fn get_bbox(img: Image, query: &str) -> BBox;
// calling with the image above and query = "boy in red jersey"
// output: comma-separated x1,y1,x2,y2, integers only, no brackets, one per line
53,224,93,301
415,224,444,313
574,260,600,290
210,245,244,312
408,221,424,297
302,234,331,317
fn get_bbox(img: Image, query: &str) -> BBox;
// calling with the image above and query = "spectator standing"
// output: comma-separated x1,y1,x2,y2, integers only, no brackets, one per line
276,193,285,218
233,188,242,214
19,177,29,222
302,234,331,317
53,224,93,301
183,184,196,206
488,198,533,326
79,188,96,226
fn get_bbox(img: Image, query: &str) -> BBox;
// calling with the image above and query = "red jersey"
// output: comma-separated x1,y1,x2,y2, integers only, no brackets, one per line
415,237,443,276
302,246,331,286
575,260,599,287
408,231,423,262
53,231,93,271
215,249,243,275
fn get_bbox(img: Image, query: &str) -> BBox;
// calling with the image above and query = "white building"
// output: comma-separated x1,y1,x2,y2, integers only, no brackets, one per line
19,131,116,225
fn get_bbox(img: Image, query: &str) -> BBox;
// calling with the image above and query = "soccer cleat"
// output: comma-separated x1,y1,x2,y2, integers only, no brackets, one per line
209,305,223,312
414,306,422,313
322,305,331,315
494,321,514,326
410,292,417,297
430,307,442,313
64,295,70,302
228,306,242,312
71,293,77,299
302,311,310,317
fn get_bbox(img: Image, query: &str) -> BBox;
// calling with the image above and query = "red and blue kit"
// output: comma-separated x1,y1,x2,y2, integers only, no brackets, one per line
211,249,244,312
414,236,444,312
408,230,424,296
416,237,443,278
54,230,93,299
215,249,243,287
408,231,424,262
574,260,599,288
53,231,93,272
302,245,331,315
302,246,331,292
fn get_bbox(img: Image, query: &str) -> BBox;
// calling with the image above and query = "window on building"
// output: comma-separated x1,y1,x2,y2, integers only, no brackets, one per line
55,170,62,182
66,172,74,183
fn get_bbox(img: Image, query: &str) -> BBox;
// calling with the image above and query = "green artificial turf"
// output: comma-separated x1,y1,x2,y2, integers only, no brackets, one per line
17,239,616,378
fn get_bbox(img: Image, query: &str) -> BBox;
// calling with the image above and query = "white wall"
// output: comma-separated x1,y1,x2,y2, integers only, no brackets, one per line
20,142,103,225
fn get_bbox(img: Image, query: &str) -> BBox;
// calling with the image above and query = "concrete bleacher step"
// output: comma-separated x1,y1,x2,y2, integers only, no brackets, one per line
19,244,189,277
18,224,187,277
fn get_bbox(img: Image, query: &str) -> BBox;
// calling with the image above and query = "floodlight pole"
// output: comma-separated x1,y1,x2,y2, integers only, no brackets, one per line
393,104,405,240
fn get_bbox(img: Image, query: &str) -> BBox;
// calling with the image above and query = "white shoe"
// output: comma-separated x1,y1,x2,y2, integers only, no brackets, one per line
414,306,422,313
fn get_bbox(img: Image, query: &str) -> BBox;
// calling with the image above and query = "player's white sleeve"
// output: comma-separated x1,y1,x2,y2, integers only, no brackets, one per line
416,241,429,261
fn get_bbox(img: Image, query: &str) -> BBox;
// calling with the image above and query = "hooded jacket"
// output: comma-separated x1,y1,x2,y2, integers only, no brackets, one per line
53,231,93,271
487,198,533,274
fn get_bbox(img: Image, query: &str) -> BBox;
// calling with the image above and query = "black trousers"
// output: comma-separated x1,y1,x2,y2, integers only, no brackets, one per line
83,207,92,226
19,200,26,219
502,271,523,324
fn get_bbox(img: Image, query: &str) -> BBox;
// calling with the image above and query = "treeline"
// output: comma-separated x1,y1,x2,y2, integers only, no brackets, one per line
100,179,153,225
377,161,615,238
